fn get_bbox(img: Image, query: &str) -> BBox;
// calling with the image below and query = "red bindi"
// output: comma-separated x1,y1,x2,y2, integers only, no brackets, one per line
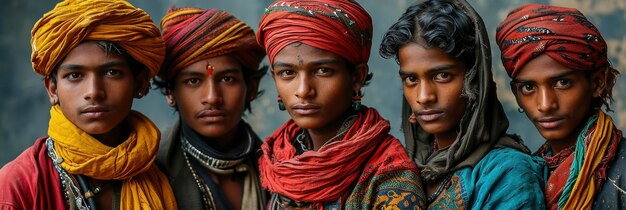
206,63,214,75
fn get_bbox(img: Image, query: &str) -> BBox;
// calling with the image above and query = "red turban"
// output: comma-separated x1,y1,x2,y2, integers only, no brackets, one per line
257,0,373,65
159,7,265,81
495,4,608,78
31,0,165,77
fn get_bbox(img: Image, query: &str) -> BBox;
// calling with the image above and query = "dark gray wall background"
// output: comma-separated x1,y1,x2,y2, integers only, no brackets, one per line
2,0,625,166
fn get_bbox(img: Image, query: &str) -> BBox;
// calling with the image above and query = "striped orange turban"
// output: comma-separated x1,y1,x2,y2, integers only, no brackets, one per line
159,7,266,81
31,0,165,77
496,4,608,78
257,0,373,65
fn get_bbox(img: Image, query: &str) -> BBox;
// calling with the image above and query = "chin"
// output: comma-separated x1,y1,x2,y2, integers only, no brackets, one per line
537,129,570,142
292,118,325,130
80,125,116,135
195,126,233,138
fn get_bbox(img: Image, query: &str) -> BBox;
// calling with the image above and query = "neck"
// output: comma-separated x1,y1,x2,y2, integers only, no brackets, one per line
92,121,129,147
307,110,355,151
434,131,458,150
205,123,242,152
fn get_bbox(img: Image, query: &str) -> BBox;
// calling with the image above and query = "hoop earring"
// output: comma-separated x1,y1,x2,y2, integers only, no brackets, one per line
352,90,362,110
277,96,286,111
518,107,524,113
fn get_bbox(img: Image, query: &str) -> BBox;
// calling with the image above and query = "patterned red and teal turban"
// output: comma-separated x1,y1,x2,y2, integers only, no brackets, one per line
495,4,608,78
31,0,164,77
257,0,372,65
159,7,265,81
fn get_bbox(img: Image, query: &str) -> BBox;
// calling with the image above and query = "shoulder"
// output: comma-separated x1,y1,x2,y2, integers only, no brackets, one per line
593,137,626,209
465,147,547,209
156,124,181,172
0,139,46,207
477,147,547,174
366,136,416,173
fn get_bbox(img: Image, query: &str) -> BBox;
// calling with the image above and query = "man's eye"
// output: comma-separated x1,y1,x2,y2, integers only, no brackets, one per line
185,78,200,85
434,72,451,81
403,76,418,86
277,70,295,78
221,76,234,83
520,84,535,93
316,68,332,75
555,79,571,88
105,69,121,76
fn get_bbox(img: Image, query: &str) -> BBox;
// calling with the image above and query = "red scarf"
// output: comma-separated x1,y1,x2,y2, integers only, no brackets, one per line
259,108,400,203
539,113,622,210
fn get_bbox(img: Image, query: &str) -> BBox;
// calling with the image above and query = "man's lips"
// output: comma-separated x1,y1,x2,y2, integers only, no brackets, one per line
81,105,109,118
291,103,321,115
535,116,565,129
196,110,226,122
416,109,444,122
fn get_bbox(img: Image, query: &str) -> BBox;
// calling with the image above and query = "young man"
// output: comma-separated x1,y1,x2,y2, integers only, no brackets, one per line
256,0,426,209
0,0,176,209
496,4,626,209
380,0,547,209
153,7,268,210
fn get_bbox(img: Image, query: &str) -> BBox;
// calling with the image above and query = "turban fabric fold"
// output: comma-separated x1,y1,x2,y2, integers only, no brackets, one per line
495,4,608,78
159,7,265,81
31,0,165,77
257,0,373,65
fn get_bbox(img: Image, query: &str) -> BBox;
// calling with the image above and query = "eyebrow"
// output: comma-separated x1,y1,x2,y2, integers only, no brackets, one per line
58,61,128,71
179,68,242,76
398,64,459,76
272,58,343,68
512,71,576,84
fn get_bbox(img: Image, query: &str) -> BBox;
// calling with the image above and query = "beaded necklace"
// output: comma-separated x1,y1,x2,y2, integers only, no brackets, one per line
183,151,218,210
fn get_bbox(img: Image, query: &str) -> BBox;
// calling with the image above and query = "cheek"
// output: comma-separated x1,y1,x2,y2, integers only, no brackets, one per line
402,87,419,110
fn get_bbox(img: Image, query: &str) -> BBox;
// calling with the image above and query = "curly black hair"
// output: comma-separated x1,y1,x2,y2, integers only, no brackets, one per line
380,0,475,69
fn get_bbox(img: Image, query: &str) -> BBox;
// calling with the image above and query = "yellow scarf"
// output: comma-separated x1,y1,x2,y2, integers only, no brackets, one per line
48,105,177,209
563,111,617,209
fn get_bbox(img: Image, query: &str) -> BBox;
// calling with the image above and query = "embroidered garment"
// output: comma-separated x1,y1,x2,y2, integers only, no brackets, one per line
260,108,426,209
48,105,176,210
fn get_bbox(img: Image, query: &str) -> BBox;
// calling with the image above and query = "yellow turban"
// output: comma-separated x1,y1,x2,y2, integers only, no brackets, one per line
31,0,165,77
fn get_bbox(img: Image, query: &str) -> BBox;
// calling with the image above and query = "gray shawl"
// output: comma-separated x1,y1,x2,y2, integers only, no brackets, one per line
402,0,529,183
